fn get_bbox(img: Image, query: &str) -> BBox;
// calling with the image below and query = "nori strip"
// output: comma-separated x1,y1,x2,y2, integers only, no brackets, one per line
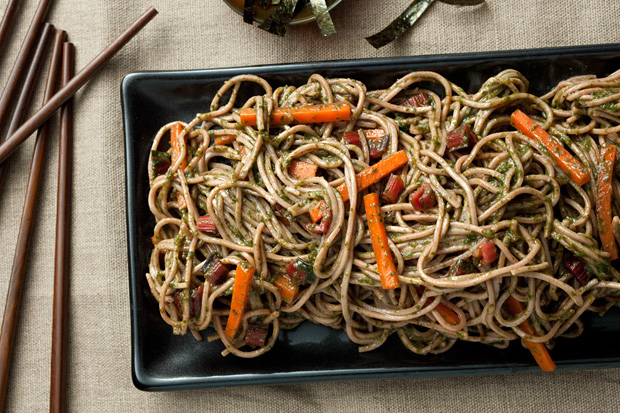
244,0,257,24
257,0,271,7
439,0,484,5
309,0,336,36
365,0,435,49
259,0,298,36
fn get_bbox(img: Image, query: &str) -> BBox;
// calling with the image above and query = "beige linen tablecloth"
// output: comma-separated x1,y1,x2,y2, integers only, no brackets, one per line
1,0,620,411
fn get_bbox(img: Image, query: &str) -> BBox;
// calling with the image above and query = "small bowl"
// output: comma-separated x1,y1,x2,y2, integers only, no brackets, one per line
224,0,341,26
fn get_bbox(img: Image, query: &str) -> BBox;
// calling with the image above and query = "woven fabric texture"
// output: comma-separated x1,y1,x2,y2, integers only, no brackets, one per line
1,0,620,411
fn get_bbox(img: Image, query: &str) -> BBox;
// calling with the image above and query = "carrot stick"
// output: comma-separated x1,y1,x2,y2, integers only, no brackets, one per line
505,296,556,372
596,142,618,260
363,193,399,289
309,205,325,223
170,122,187,170
224,262,255,339
288,160,318,179
310,150,409,223
511,109,590,186
214,134,235,146
414,286,460,325
170,122,188,209
273,274,299,304
239,102,351,126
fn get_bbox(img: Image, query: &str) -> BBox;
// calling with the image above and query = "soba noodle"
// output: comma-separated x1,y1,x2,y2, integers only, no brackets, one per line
146,68,620,359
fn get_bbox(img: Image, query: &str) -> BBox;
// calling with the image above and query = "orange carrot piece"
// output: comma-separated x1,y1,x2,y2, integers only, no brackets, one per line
170,122,187,170
414,286,460,325
339,150,408,201
309,206,325,223
224,262,255,339
363,129,386,140
170,124,188,209
364,193,399,289
288,160,318,179
274,274,299,304
505,296,556,372
214,134,236,146
176,190,187,210
511,110,590,186
310,150,409,223
596,142,618,260
239,103,351,126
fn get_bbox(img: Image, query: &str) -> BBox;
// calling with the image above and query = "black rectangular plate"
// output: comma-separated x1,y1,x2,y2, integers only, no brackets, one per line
122,43,620,391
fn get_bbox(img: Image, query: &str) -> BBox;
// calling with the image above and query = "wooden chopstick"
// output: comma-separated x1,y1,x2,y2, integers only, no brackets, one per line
0,0,53,129
0,28,65,409
0,0,21,57
49,40,74,413
0,22,55,194
0,6,158,165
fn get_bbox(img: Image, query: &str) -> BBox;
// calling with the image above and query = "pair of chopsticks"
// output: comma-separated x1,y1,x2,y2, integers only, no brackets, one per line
0,2,158,411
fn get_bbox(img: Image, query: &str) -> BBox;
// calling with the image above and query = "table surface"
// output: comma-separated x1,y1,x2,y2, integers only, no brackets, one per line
1,0,620,411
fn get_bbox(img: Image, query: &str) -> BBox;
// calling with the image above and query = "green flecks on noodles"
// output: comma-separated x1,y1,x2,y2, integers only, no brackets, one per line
146,64,620,365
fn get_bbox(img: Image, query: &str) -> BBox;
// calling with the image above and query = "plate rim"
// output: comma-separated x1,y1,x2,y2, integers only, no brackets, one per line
122,42,620,391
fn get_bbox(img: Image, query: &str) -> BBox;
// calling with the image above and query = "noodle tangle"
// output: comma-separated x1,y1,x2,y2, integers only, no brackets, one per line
146,69,620,358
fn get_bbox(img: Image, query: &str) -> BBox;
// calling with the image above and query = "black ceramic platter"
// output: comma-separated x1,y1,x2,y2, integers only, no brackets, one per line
122,44,620,391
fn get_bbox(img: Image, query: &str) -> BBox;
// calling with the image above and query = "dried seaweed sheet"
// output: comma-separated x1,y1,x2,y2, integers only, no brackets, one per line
243,0,257,24
365,0,435,49
259,0,299,36
309,0,336,36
